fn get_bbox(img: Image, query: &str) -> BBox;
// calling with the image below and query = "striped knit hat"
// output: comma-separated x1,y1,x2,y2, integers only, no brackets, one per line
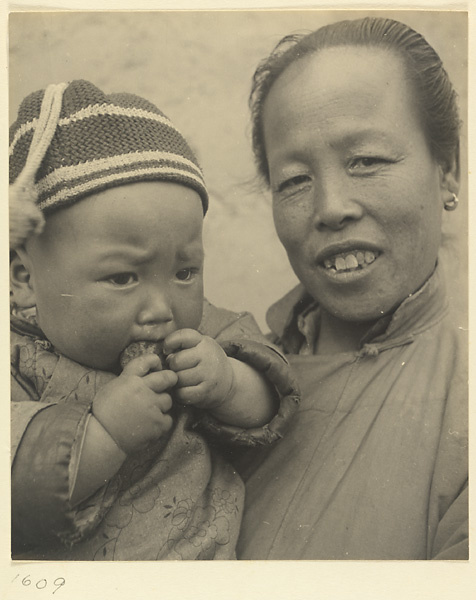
9,79,208,249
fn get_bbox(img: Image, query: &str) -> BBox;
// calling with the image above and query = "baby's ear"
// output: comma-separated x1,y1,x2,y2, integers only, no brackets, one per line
10,250,36,308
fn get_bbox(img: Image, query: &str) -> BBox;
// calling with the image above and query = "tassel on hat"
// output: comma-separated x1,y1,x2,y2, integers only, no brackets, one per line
9,79,209,250
9,182,45,250
9,82,68,249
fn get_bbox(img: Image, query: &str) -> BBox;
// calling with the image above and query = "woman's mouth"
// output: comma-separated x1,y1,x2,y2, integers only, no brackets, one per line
322,250,380,273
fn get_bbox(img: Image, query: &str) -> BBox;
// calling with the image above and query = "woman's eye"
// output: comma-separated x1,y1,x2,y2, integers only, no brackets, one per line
176,268,194,281
276,174,312,194
106,272,137,286
349,157,388,170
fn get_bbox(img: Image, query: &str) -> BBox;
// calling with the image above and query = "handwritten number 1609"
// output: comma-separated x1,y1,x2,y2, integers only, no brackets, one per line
11,574,66,594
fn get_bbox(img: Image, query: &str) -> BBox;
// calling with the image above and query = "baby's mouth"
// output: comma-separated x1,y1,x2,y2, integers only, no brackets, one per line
120,340,166,370
322,250,380,273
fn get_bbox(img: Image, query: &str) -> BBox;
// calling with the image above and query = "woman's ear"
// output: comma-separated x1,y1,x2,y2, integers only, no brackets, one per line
439,146,460,204
10,249,36,308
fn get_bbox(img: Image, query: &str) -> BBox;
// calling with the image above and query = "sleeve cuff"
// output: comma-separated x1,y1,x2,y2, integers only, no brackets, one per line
11,401,101,551
195,339,300,446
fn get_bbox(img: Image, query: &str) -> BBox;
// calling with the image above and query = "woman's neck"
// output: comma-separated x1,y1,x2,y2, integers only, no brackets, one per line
315,308,376,355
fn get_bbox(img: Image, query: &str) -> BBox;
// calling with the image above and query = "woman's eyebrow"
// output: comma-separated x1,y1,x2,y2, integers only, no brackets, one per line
330,128,394,149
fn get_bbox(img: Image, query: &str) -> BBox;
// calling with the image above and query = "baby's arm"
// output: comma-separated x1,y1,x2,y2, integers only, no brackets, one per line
164,329,278,427
70,354,177,505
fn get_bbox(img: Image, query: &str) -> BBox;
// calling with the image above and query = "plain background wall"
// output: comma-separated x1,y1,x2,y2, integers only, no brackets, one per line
9,9,468,330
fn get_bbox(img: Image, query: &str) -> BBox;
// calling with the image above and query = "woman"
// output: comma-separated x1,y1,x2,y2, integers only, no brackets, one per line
236,17,467,560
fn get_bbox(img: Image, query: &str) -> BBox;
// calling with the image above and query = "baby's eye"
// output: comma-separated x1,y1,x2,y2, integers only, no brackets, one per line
106,272,138,286
176,268,194,281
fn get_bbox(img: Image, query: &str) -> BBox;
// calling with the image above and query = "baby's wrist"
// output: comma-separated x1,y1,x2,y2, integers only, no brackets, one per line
207,360,237,413
88,415,128,460
90,412,130,456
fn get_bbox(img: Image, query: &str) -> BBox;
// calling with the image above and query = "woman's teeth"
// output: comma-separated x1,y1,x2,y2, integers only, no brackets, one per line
324,251,378,272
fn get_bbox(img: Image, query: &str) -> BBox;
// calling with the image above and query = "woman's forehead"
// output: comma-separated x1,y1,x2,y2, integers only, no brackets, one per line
262,46,420,146
269,45,408,106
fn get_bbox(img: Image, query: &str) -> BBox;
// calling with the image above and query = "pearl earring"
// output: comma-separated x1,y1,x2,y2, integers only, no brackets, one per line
444,193,459,211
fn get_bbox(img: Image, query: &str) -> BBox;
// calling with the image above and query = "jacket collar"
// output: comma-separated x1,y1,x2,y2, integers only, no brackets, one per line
266,265,448,354
10,305,45,340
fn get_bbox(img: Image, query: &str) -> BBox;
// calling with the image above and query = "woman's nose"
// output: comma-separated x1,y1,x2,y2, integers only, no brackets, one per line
137,290,173,326
312,172,363,231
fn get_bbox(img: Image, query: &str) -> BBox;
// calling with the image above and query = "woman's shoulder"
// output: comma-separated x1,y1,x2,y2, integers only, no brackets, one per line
199,298,264,340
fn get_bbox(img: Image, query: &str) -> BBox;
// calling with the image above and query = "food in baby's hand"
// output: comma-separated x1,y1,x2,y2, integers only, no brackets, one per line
120,341,166,370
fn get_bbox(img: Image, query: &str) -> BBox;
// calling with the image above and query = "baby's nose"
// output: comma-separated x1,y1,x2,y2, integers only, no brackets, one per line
137,291,173,325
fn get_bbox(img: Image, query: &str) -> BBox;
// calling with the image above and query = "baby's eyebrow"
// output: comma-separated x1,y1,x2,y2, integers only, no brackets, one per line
176,245,204,263
94,248,151,265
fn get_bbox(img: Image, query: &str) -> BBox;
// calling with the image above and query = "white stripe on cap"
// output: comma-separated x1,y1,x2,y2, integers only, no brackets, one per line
38,166,206,210
10,104,181,156
35,150,205,195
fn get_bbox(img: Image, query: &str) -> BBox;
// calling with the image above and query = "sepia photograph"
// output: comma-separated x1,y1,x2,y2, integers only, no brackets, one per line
5,2,473,598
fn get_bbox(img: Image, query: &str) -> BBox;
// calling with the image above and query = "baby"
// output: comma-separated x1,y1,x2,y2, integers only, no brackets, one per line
10,80,299,560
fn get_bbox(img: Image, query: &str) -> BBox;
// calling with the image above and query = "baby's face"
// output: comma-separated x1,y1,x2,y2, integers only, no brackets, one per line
25,181,204,372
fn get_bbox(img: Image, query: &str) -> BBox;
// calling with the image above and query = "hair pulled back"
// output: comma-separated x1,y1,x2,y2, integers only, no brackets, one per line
250,17,460,183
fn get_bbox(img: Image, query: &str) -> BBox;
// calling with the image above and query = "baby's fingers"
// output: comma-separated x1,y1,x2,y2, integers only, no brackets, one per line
166,347,201,372
163,329,202,355
121,353,163,376
174,367,204,389
174,382,211,407
152,392,174,415
144,369,178,393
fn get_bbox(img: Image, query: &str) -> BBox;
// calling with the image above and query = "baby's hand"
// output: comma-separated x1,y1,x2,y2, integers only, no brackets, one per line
92,354,178,454
164,329,234,410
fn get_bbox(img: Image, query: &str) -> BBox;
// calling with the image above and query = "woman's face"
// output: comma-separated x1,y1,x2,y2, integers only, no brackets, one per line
263,46,447,323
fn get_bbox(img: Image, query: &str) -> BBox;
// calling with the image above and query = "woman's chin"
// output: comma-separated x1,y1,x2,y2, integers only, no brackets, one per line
313,289,398,325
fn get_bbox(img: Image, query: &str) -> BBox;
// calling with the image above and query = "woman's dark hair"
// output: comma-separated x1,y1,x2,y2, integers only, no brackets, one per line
250,17,460,183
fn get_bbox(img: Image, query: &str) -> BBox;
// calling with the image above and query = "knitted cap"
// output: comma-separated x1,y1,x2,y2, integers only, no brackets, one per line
9,79,209,217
